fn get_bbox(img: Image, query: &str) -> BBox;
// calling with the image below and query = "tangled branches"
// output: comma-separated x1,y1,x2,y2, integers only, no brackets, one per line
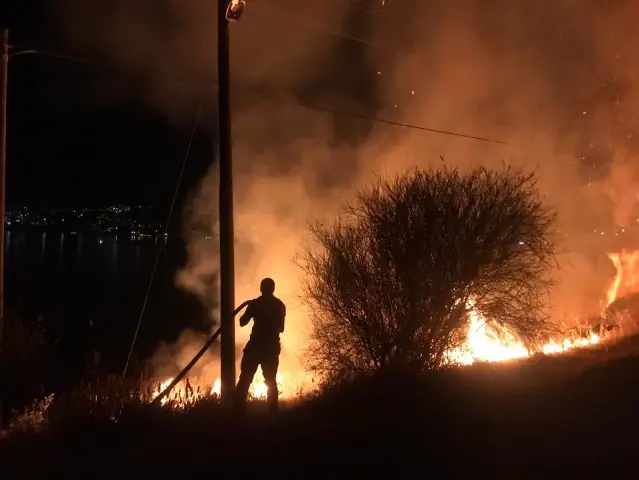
300,166,557,381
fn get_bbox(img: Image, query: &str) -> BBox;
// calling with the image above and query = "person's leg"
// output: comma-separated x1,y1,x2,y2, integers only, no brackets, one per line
261,345,281,413
235,345,259,413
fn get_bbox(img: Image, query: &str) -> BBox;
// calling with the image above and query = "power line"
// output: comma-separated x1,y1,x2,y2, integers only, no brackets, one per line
121,103,202,381
9,44,508,145
294,102,508,145
9,48,93,64
251,2,389,50
10,44,221,90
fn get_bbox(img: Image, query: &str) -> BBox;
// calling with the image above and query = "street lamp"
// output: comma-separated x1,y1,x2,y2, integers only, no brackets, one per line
226,0,246,22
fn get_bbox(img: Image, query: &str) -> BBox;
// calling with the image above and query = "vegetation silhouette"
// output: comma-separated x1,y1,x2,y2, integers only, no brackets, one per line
300,166,558,381
7,167,639,474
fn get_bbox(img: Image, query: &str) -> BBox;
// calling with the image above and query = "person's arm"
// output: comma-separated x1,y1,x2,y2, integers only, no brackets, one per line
239,300,255,327
279,302,286,333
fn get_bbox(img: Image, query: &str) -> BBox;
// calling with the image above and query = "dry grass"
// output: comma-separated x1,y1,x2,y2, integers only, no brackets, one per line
2,320,639,475
4,371,302,437
1,336,639,475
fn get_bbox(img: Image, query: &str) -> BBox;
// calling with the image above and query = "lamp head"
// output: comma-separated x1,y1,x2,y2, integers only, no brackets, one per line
226,0,246,22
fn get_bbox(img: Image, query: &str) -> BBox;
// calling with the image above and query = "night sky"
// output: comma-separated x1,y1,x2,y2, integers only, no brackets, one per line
3,0,636,211
4,1,212,211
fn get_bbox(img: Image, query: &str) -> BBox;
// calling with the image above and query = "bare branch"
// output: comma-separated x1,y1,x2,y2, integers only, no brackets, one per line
300,166,557,381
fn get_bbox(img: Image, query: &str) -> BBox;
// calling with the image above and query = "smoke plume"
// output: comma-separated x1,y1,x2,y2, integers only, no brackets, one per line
50,0,639,384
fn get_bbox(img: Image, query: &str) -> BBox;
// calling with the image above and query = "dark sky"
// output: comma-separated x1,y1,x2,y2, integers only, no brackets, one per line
2,0,390,211
3,0,634,212
4,1,212,209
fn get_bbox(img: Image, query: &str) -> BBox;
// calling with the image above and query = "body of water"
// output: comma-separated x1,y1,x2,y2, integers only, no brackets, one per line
4,230,207,384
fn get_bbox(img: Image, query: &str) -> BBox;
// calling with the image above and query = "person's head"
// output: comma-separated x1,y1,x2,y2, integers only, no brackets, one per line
260,277,276,296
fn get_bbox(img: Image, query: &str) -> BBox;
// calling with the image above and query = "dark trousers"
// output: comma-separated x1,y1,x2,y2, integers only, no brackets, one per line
235,340,280,412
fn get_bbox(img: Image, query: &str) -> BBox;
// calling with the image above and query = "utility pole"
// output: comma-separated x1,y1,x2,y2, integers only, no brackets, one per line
0,28,8,430
218,1,236,405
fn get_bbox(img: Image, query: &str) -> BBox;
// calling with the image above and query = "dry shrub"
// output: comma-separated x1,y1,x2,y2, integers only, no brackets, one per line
300,166,557,381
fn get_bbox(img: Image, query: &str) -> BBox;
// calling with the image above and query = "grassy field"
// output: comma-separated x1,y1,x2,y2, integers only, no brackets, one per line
2,334,639,477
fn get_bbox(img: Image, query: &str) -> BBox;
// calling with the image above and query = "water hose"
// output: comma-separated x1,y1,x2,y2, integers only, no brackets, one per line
150,300,251,405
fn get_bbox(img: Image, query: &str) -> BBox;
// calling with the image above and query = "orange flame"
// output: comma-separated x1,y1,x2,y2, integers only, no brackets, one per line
150,371,286,408
606,250,639,305
446,300,601,366
150,249,638,408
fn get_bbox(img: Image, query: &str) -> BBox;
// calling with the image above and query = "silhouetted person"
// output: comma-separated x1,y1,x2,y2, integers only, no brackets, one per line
235,278,286,413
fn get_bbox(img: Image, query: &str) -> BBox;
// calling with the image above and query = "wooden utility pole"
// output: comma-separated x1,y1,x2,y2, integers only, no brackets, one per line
217,1,236,405
0,28,8,430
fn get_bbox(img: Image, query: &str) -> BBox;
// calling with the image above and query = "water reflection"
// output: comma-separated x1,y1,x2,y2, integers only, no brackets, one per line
41,232,47,260
5,231,174,296
4,230,171,282
59,233,65,266
3,230,200,380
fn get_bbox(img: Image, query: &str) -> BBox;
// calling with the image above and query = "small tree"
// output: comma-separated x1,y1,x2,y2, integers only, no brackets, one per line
300,166,557,381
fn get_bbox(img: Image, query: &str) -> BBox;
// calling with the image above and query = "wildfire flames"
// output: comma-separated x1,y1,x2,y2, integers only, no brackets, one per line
151,371,285,408
446,304,602,366
607,250,639,305
150,250,638,409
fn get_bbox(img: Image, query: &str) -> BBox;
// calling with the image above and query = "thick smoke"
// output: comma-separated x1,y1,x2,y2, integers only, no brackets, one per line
370,0,639,320
51,0,639,384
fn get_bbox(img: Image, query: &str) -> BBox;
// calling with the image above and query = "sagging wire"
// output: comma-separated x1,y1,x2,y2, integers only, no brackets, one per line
9,44,509,146
121,103,203,382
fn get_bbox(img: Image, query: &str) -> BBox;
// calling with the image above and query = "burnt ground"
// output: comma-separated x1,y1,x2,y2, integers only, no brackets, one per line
2,334,639,478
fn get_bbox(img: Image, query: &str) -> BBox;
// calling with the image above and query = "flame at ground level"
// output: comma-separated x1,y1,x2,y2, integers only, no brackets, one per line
151,370,287,407
150,313,609,409
446,305,602,366
150,249,639,409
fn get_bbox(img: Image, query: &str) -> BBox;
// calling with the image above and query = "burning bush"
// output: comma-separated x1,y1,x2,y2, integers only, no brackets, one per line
300,166,558,381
